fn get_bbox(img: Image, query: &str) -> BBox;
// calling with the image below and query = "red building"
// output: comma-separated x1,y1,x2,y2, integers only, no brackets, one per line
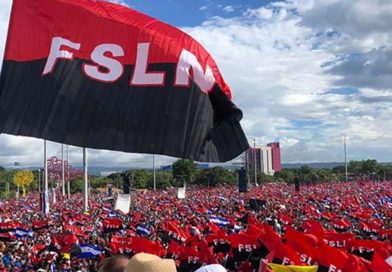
267,142,281,172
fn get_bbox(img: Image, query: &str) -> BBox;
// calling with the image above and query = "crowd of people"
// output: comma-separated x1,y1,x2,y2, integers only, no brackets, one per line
0,180,391,271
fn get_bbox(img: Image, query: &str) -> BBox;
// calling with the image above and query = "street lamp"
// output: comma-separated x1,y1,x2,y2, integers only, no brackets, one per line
343,135,349,183
38,169,41,193
14,161,22,198
153,154,156,191
252,138,259,186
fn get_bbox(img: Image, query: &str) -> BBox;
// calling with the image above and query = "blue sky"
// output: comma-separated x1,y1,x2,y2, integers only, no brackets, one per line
128,0,275,27
0,0,392,167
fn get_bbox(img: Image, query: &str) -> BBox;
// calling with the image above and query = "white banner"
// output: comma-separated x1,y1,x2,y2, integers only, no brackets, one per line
115,194,131,214
52,188,56,204
177,187,186,199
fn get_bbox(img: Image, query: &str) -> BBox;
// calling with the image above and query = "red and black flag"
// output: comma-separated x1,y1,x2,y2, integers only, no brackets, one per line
179,246,203,272
0,232,16,242
347,239,385,261
206,232,232,254
32,220,49,231
317,243,350,272
103,218,123,233
52,233,79,254
371,252,392,272
0,222,17,233
226,233,260,271
0,0,249,162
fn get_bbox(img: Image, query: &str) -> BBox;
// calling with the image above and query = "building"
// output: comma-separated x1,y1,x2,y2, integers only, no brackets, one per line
245,146,274,177
245,142,281,177
267,142,282,172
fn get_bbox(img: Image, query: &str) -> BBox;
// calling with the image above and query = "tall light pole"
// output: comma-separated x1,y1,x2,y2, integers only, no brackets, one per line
153,154,156,191
61,144,65,197
253,138,257,185
244,151,250,185
83,147,88,212
67,145,70,198
343,135,349,183
44,140,49,214
38,169,41,193
14,162,21,198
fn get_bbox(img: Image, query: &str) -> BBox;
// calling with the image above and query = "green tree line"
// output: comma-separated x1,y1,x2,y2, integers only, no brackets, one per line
275,159,392,184
0,159,391,196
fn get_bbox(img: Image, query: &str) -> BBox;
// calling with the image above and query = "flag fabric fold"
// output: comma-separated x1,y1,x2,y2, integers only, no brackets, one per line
0,0,249,162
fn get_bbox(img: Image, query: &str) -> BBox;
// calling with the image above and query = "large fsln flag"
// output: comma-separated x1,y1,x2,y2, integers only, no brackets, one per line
0,0,249,162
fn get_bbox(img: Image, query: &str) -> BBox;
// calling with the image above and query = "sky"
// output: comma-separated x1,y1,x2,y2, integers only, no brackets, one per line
0,0,392,168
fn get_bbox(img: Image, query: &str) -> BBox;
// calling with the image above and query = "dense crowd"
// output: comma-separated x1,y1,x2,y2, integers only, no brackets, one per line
0,180,391,271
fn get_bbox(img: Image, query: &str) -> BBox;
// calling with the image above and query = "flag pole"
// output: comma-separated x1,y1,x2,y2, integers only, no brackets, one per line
67,145,70,198
61,144,65,197
44,140,49,214
83,147,88,212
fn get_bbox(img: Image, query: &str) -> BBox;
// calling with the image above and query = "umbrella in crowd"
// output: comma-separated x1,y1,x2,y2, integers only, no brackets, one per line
0,180,391,271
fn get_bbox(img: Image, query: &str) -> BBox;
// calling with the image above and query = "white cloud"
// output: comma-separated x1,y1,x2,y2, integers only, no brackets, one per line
182,0,392,163
106,0,130,7
223,5,234,13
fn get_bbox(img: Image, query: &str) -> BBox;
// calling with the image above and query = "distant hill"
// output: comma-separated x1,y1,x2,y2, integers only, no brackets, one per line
282,161,392,169
282,162,345,169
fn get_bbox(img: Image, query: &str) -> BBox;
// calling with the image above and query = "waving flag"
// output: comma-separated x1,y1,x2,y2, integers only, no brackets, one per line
50,260,57,272
0,222,16,232
206,233,231,253
136,224,151,236
209,216,230,227
0,0,249,162
371,252,392,272
0,232,16,241
32,220,49,231
76,244,103,259
162,221,190,242
103,218,123,233
267,264,318,272
15,228,34,239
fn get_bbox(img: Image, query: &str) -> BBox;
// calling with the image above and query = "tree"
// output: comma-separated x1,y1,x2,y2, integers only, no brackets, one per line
13,170,34,197
172,159,199,185
380,164,392,180
107,173,123,189
195,167,236,186
299,165,312,175
348,160,362,175
361,159,378,175
332,165,345,173
132,170,151,189
90,177,113,189
258,172,274,183
70,177,83,193
274,169,295,182
150,171,173,189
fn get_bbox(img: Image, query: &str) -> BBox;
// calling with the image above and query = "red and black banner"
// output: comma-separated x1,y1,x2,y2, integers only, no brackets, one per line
103,218,123,233
32,220,49,231
0,0,249,161
0,222,17,233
